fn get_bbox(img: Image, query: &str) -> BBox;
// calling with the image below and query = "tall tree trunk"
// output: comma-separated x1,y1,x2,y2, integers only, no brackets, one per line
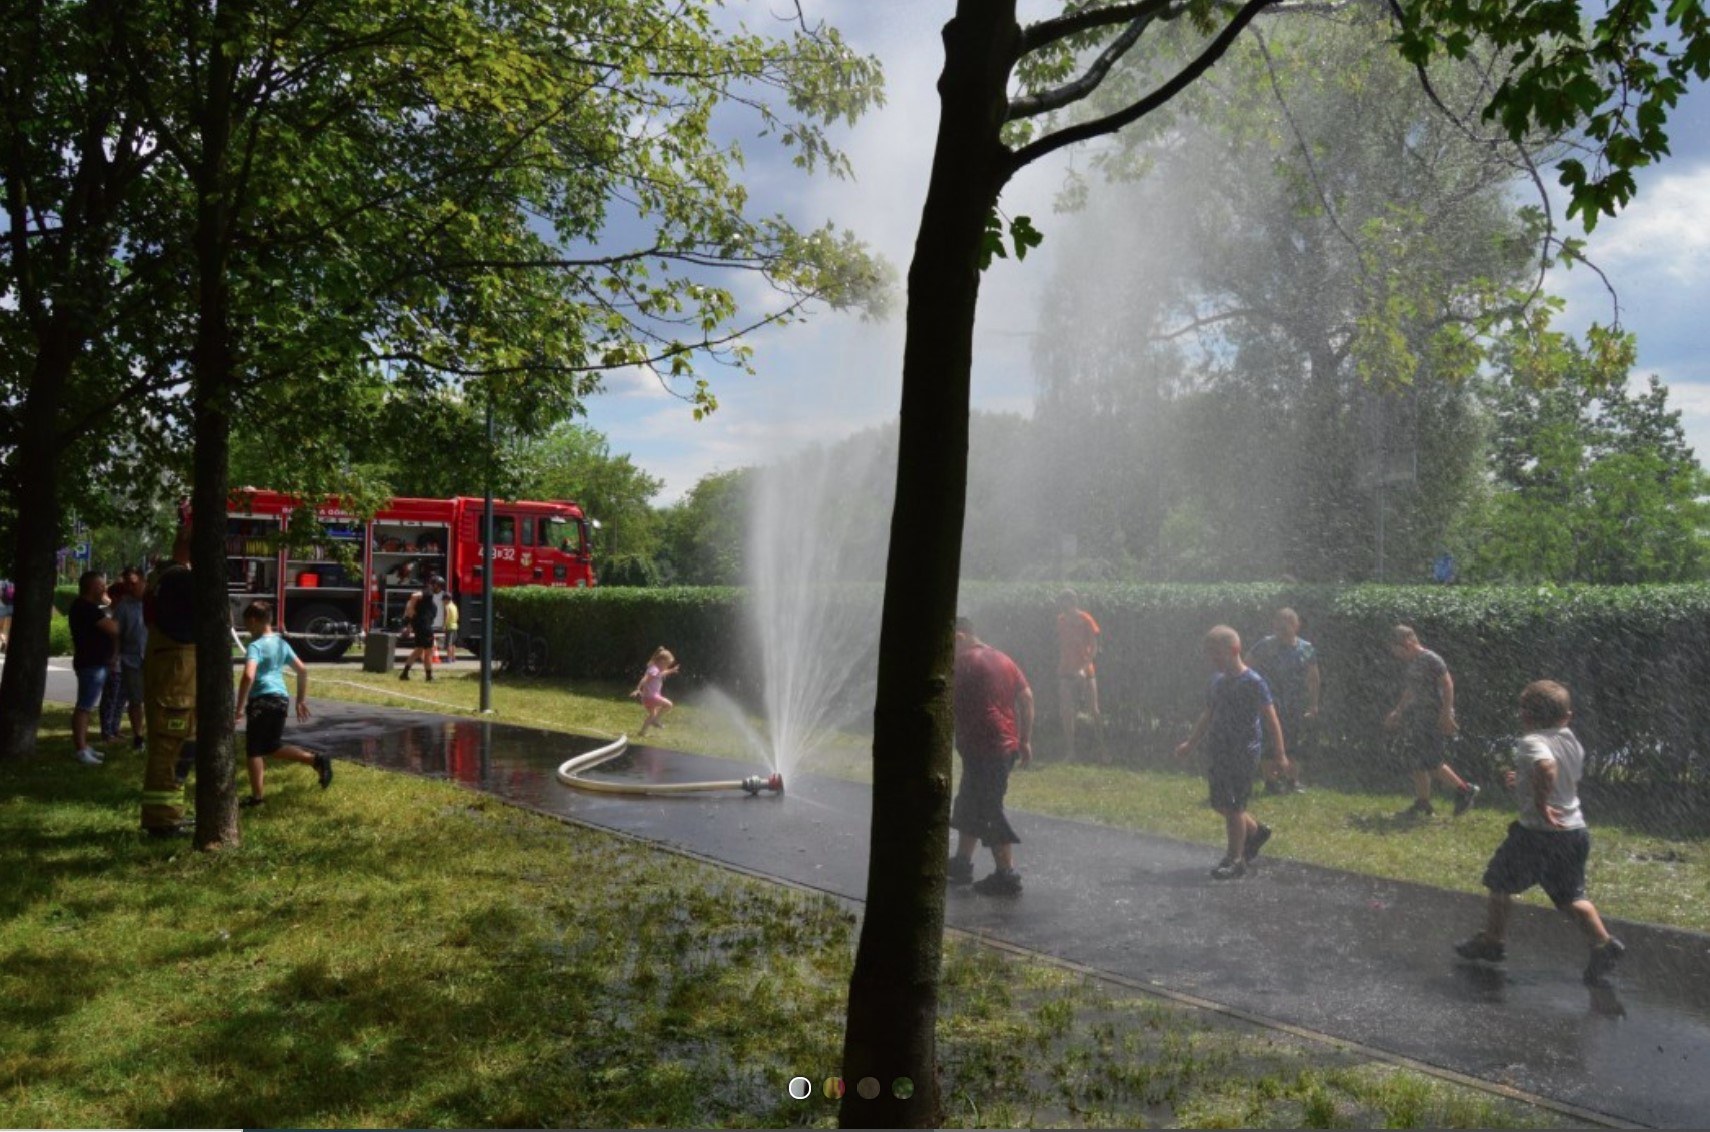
189,4,240,850
0,339,72,759
839,5,1016,1127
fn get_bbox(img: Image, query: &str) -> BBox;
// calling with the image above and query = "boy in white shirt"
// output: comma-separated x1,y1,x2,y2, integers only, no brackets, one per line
1454,680,1625,985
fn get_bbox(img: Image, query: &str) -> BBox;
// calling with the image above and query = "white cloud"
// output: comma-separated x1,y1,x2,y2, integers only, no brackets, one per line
1588,161,1710,283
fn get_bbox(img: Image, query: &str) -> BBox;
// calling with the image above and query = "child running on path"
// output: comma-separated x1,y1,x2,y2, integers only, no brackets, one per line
1455,680,1626,986
1175,625,1290,880
234,601,332,807
631,646,679,737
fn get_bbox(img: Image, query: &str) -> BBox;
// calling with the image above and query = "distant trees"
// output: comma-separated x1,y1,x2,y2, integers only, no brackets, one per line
1459,342,1710,583
1031,9,1546,582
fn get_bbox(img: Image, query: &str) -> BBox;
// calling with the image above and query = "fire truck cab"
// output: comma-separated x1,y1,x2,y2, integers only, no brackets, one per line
225,490,594,659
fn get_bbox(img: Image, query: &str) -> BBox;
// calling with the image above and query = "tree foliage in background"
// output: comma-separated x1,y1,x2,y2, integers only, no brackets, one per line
658,468,754,587
1031,9,1550,583
1459,341,1710,583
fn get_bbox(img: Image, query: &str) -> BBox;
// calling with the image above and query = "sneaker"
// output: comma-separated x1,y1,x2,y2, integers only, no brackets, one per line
133,735,145,751
1211,858,1246,880
1264,779,1286,796
238,795,266,809
972,868,1022,896
314,753,334,790
1454,934,1506,962
144,822,192,839
74,747,102,766
399,669,411,681
1243,824,1273,863
425,671,434,683
1400,798,1434,818
946,855,974,886
1584,937,1626,986
1454,784,1481,816
1287,782,1308,794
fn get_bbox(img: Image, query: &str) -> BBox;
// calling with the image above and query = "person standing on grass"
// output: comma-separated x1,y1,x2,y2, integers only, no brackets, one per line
68,570,119,766
233,601,332,807
1248,607,1319,794
630,646,679,736
1384,625,1478,818
947,617,1034,896
441,594,459,665
102,567,147,750
1056,589,1108,763
399,575,444,682
1174,625,1290,880
1454,680,1625,986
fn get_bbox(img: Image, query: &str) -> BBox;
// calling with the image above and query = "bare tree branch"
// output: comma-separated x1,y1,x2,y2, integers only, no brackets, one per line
1006,0,1283,176
1009,11,1156,119
1018,0,1176,56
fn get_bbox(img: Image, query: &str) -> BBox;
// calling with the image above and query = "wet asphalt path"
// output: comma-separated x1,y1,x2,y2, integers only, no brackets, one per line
40,666,1710,1127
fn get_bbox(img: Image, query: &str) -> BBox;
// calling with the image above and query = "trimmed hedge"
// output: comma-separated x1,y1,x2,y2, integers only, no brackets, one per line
498,582,1710,785
496,586,755,690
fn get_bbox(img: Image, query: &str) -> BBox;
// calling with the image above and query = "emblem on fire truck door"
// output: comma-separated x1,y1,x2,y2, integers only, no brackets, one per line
521,552,532,567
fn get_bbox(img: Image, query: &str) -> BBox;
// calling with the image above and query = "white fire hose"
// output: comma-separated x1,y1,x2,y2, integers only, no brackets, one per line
555,735,783,796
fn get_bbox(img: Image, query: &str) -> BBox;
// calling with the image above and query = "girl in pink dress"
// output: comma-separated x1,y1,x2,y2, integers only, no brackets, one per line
629,646,679,737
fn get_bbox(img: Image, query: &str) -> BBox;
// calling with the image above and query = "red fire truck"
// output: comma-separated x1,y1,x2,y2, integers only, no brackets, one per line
225,489,595,659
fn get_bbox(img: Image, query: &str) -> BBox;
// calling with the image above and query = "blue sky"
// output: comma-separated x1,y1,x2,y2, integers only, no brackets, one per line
582,2,1710,502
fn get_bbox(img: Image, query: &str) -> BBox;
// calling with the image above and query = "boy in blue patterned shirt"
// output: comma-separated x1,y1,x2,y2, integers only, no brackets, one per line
1175,626,1291,879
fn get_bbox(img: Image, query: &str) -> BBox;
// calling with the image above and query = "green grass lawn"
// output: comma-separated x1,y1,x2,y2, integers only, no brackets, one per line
311,666,1710,936
2,702,1564,1128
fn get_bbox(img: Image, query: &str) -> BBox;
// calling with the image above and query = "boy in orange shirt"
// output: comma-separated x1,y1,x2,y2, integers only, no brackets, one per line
1056,590,1108,762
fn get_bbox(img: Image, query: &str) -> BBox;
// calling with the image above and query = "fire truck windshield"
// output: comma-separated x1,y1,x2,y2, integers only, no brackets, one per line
544,516,580,554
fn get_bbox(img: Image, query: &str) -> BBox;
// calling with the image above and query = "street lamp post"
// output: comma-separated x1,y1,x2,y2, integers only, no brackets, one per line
481,389,495,712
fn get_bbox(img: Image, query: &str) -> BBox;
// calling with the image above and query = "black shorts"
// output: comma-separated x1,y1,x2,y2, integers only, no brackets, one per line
1207,756,1256,813
951,751,1020,847
411,622,435,648
1397,726,1447,771
245,694,289,756
1481,822,1591,908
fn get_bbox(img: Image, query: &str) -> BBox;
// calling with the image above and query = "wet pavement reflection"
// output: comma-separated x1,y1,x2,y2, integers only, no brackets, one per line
303,703,1710,1128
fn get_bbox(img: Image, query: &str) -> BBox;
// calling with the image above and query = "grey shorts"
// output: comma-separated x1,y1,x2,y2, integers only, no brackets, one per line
122,665,144,703
1397,726,1448,770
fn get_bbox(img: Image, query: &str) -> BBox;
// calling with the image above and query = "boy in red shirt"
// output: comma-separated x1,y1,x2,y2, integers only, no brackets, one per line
948,617,1034,896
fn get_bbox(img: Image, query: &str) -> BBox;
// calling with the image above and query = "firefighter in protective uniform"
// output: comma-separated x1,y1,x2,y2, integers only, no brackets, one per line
141,509,196,836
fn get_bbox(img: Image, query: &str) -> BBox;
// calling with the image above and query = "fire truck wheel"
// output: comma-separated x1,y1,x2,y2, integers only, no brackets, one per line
288,603,353,661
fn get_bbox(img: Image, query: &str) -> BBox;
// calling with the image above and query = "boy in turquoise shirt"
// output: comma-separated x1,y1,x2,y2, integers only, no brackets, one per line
234,601,333,806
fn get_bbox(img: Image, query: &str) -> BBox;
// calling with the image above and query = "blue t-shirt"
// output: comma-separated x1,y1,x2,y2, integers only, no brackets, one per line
246,634,299,699
1205,668,1273,765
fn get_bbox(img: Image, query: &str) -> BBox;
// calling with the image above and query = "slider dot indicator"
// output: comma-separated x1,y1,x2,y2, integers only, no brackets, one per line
788,1076,812,1101
856,1076,881,1100
893,1077,915,1100
823,1076,845,1100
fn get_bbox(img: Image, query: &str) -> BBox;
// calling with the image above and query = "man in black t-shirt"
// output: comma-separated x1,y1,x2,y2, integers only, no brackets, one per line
1384,624,1478,818
68,571,119,766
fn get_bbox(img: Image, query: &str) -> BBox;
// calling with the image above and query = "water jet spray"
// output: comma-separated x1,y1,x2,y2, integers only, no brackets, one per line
556,736,784,797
